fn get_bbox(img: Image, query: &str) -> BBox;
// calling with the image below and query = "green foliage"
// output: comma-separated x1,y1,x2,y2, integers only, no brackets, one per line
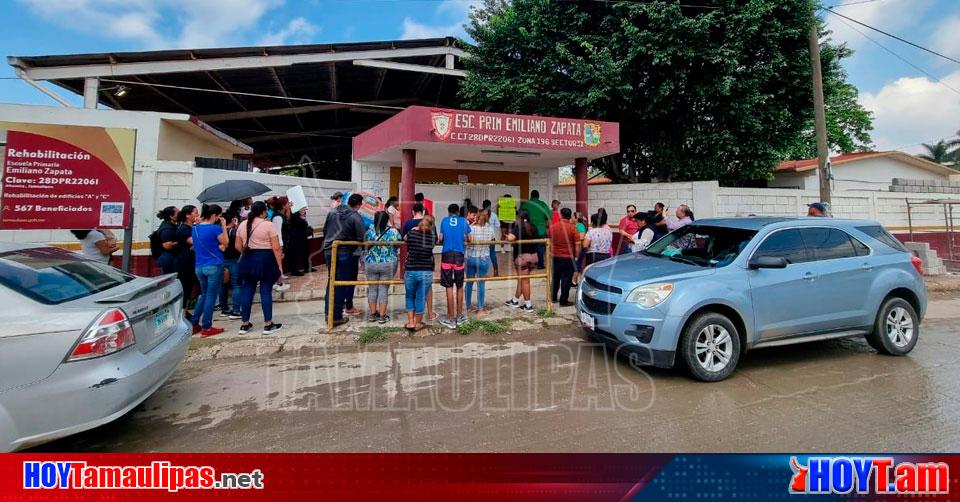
456,318,513,335
535,307,555,318
919,132,960,165
356,326,403,345
461,0,875,183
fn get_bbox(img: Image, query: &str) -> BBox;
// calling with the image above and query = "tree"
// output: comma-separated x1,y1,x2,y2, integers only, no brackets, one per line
461,0,874,183
919,136,960,165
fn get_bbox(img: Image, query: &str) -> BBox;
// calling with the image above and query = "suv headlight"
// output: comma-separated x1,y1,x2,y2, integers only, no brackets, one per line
625,283,674,308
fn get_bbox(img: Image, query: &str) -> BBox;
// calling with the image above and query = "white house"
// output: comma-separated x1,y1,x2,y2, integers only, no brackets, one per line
770,151,960,191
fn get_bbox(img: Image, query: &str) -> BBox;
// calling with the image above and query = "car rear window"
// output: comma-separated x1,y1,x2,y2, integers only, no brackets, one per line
856,225,907,252
0,247,135,305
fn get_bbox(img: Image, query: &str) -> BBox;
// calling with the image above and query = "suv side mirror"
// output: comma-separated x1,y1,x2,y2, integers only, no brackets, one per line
749,256,788,269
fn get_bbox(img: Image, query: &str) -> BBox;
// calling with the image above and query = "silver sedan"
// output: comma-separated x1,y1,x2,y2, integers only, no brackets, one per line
0,243,191,451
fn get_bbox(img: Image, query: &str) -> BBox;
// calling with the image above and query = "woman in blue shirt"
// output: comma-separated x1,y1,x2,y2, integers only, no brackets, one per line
191,204,228,337
364,211,400,323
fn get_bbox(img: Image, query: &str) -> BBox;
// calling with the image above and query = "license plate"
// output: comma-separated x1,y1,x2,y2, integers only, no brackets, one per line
579,311,595,330
154,307,173,331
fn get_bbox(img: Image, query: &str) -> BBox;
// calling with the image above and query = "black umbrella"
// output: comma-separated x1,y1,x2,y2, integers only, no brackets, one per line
197,180,272,203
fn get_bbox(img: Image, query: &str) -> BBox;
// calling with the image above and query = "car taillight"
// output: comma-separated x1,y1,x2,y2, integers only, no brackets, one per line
67,309,136,362
911,255,924,276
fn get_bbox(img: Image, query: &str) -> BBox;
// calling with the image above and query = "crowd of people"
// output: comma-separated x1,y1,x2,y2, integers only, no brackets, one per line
319,189,699,331
149,195,316,337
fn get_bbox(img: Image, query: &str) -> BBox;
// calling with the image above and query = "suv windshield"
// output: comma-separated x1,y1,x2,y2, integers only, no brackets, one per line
0,247,135,305
643,225,757,267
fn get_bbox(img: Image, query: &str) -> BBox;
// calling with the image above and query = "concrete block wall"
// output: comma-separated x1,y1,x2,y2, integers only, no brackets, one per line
904,241,946,276
357,164,391,200
555,181,700,224
891,178,960,194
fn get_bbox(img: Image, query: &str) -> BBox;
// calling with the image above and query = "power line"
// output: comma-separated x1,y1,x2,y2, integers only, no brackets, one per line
826,0,887,8
826,12,960,97
825,7,960,66
98,78,408,111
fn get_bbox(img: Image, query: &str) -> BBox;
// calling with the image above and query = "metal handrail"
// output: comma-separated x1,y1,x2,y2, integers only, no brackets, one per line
326,238,552,329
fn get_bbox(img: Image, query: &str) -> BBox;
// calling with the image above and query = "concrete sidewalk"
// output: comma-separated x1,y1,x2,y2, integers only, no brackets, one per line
189,283,578,361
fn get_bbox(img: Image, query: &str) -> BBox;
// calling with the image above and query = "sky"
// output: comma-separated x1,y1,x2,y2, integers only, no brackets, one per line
0,0,958,156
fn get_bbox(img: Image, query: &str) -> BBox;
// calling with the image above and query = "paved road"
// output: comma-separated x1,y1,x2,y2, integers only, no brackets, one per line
34,303,960,453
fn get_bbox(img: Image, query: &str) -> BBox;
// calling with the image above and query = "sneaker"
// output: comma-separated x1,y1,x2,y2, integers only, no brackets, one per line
456,314,468,326
273,283,291,292
345,307,362,315
228,311,242,320
333,318,349,327
367,313,380,323
519,304,535,313
504,299,520,308
263,322,283,335
192,324,202,335
238,322,253,335
201,327,224,338
439,318,457,329
219,310,232,318
377,314,390,324
559,301,573,308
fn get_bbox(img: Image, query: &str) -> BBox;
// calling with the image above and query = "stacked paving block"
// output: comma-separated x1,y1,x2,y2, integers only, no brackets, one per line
890,178,960,194
904,241,946,276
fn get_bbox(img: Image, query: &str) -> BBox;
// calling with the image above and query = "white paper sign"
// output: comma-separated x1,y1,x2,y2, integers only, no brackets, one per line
287,185,307,212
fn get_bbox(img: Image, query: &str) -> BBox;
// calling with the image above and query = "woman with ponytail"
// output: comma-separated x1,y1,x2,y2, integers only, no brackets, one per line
175,204,199,318
235,201,284,335
154,206,179,274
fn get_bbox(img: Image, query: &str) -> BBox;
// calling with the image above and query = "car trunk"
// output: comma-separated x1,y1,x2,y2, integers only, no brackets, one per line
0,274,184,393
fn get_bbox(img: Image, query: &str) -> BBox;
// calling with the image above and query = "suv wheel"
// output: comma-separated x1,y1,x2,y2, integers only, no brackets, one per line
866,297,919,356
681,313,741,382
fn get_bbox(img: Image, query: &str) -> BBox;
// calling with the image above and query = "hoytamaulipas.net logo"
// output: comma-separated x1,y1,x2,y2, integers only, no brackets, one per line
23,461,264,492
789,456,949,495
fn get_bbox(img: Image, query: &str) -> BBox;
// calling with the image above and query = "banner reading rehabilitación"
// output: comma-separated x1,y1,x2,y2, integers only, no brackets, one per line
0,122,135,230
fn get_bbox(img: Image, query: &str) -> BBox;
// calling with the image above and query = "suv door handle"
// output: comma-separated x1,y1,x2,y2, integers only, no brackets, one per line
803,271,816,281
861,263,873,271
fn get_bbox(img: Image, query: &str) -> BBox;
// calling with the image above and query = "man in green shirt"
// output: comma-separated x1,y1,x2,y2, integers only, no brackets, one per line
520,190,551,269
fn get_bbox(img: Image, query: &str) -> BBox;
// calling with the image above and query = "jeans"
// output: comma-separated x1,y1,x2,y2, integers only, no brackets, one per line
536,243,545,269
191,264,224,329
241,278,273,323
404,270,433,314
324,252,359,321
365,260,397,305
551,257,575,304
488,244,499,275
219,258,241,312
346,254,359,309
465,256,490,309
157,252,176,274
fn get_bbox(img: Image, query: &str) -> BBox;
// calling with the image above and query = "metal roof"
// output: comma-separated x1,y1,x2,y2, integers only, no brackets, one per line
8,38,467,178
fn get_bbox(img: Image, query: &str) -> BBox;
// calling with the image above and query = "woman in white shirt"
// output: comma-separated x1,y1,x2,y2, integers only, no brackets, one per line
71,229,118,264
385,196,401,229
582,213,613,266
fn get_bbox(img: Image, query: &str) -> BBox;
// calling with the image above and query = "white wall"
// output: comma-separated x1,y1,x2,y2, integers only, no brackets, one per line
555,181,711,225
157,120,242,161
553,180,956,233
771,157,951,192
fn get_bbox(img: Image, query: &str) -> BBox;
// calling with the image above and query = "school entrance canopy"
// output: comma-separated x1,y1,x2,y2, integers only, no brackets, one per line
352,105,619,222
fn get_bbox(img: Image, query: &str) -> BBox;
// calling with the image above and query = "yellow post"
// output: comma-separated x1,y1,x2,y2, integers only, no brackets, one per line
544,239,553,313
326,240,339,330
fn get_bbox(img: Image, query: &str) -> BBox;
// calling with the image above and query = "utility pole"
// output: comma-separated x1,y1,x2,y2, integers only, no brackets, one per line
808,3,831,204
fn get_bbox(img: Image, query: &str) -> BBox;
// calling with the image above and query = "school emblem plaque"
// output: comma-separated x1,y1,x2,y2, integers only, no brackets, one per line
432,112,453,140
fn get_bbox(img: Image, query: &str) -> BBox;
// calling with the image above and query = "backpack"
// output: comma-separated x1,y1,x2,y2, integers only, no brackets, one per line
149,228,163,259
